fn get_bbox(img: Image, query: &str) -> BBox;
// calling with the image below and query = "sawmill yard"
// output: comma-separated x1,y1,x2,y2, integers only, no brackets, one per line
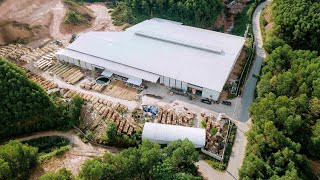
0,0,251,179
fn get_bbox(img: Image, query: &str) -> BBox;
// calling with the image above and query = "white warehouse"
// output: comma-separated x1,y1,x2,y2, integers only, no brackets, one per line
56,18,245,100
142,122,206,148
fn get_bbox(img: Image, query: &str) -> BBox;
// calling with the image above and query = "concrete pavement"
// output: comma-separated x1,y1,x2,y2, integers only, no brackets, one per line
239,1,269,122
198,1,270,179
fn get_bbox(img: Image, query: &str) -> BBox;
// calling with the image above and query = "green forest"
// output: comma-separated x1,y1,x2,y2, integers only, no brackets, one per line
111,0,223,28
38,139,201,179
239,0,320,179
0,58,83,140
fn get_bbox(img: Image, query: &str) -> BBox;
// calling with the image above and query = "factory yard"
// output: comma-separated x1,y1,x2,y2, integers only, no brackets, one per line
0,42,242,120
0,31,244,179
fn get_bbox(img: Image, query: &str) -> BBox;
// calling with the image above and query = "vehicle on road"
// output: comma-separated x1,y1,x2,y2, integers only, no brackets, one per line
222,101,232,106
201,98,212,105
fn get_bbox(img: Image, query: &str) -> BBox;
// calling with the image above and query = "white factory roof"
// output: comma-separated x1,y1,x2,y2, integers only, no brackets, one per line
59,18,245,92
142,122,206,148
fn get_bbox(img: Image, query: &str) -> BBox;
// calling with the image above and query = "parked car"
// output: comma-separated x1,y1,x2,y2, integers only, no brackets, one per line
170,88,187,96
222,101,232,106
201,98,212,105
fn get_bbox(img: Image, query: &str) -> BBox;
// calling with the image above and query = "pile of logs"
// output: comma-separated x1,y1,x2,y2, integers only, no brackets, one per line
20,45,59,63
80,81,106,92
62,89,136,136
155,108,195,127
47,63,84,85
0,44,21,57
7,46,32,61
24,70,58,91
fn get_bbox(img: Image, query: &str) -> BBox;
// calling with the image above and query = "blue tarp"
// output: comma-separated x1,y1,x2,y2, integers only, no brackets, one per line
143,106,159,115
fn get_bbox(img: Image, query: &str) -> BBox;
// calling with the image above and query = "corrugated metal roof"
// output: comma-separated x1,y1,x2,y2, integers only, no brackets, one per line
61,18,245,92
142,122,206,148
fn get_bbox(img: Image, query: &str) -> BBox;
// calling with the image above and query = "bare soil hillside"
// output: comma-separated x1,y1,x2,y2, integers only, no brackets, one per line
0,0,122,47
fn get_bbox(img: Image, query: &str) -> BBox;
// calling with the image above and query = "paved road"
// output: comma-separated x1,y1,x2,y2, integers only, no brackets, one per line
198,1,270,179
239,0,269,122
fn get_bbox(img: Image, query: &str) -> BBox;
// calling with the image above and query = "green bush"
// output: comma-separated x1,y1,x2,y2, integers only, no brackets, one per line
40,168,74,180
0,141,38,180
22,136,70,153
64,10,88,25
38,145,71,163
204,159,227,171
210,127,218,135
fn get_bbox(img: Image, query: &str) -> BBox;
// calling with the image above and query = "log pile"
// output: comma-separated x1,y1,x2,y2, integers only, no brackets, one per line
47,63,84,85
0,44,21,57
80,81,106,92
20,45,59,63
62,89,136,136
155,108,195,127
24,69,58,91
6,46,32,61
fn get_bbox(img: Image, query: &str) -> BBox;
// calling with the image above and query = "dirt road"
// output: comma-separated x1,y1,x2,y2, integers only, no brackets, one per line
16,130,119,179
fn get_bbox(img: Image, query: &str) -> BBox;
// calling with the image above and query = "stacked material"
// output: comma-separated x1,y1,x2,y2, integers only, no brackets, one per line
47,63,84,85
7,46,32,61
155,108,195,127
203,115,225,154
20,45,60,63
0,44,21,57
62,89,135,136
24,69,58,91
80,81,106,92
34,52,58,70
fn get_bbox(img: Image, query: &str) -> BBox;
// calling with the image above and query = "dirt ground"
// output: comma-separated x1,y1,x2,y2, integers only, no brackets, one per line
0,0,122,47
15,130,116,179
309,160,320,177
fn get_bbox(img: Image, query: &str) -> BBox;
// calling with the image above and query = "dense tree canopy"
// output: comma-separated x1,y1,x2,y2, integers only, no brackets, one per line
79,139,200,179
40,168,74,180
241,0,320,177
270,0,320,52
112,0,223,28
0,58,83,139
0,141,38,180
240,44,320,179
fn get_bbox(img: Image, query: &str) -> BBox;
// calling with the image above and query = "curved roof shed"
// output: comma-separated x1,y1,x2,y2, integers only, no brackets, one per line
142,122,206,148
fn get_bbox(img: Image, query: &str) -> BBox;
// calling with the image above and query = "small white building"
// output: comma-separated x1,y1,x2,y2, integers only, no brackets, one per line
56,18,245,100
142,122,206,148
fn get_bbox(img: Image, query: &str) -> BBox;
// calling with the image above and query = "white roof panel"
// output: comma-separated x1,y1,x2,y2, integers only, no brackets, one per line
142,122,206,148
62,18,245,92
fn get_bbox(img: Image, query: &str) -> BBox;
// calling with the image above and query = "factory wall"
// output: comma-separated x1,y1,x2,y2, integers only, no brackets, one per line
160,76,188,91
202,88,220,100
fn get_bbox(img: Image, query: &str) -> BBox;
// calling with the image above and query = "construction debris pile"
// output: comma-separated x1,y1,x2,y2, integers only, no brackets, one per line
46,63,84,85
202,113,230,155
155,108,195,127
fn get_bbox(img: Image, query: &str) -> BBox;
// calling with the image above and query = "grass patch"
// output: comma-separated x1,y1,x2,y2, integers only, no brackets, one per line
22,136,71,163
64,9,89,25
63,0,94,26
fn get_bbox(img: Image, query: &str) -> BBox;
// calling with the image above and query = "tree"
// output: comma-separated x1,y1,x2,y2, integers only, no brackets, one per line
78,140,201,179
40,168,73,180
105,121,117,145
0,141,38,180
0,158,10,179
